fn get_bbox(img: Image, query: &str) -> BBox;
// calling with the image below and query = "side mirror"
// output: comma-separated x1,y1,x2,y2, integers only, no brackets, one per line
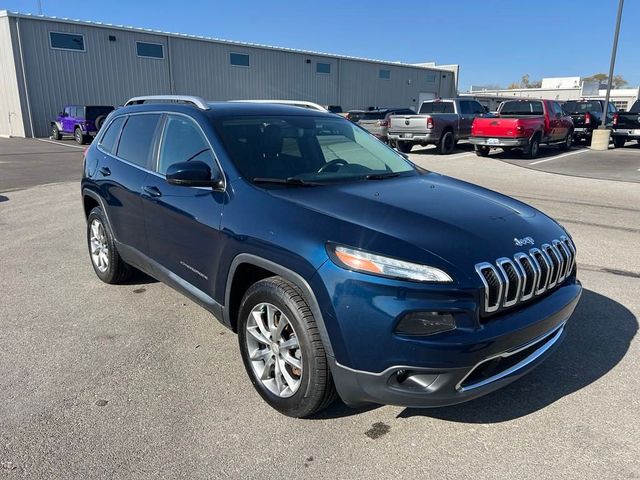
166,161,223,189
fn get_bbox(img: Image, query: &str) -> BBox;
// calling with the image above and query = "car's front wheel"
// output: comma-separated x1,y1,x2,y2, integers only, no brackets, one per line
238,277,336,418
87,207,132,284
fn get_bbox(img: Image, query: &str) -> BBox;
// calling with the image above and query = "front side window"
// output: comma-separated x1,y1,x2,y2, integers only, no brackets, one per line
157,115,216,174
213,115,416,183
136,42,164,59
99,116,126,155
49,32,85,51
116,114,161,167
379,69,391,80
316,62,331,74
230,53,250,67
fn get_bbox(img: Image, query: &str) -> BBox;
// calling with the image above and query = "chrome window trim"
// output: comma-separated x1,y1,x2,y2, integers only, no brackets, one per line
96,110,227,192
529,247,550,295
456,322,566,392
475,262,502,313
496,257,522,307
514,252,536,302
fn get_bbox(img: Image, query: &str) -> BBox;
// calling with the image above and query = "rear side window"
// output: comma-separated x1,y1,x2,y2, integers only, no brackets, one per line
157,115,216,174
419,102,454,114
361,111,387,120
500,101,543,115
116,114,161,167
99,116,126,154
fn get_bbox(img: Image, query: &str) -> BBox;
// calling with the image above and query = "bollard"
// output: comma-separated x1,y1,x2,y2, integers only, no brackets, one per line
590,128,610,151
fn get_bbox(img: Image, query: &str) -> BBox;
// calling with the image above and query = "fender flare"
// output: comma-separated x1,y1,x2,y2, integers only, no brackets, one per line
82,188,117,241
51,120,63,130
224,253,334,357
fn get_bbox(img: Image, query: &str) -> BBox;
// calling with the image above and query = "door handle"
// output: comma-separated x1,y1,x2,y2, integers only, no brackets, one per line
98,166,111,176
142,185,162,198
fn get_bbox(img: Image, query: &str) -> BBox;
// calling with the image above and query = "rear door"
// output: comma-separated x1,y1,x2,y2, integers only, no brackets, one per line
96,113,161,255
142,113,226,296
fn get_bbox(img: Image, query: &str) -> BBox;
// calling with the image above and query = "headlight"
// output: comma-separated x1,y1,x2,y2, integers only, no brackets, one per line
328,244,453,283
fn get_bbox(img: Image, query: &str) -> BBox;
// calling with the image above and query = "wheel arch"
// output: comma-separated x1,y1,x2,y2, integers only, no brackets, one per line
223,254,334,356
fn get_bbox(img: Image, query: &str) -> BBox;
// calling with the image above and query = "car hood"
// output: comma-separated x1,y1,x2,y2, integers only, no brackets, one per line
266,173,565,278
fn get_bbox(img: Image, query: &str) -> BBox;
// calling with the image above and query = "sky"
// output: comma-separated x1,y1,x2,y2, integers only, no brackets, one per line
1,0,638,91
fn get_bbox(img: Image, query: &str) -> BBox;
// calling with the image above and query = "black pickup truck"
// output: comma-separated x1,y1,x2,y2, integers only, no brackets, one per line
611,100,640,148
562,100,616,143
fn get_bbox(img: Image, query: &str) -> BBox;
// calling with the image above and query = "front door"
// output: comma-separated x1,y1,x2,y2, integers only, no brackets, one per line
142,114,225,297
62,106,74,133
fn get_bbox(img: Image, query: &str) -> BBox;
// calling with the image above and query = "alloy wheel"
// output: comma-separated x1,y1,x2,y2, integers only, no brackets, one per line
245,302,302,398
89,218,109,273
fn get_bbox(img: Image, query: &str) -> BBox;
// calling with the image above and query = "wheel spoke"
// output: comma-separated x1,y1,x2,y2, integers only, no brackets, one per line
260,356,275,380
247,326,270,345
274,357,285,393
278,357,299,389
252,310,271,341
273,314,288,341
249,346,272,362
282,352,301,370
266,304,277,336
279,336,299,350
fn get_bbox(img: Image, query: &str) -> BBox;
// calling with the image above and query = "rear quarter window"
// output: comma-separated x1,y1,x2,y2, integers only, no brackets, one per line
98,116,126,154
116,114,161,167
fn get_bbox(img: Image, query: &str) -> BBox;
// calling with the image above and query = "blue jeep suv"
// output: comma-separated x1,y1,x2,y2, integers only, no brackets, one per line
81,95,582,417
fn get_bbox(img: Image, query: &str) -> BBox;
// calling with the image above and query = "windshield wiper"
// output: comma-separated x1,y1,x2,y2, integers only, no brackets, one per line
252,177,321,187
364,172,400,180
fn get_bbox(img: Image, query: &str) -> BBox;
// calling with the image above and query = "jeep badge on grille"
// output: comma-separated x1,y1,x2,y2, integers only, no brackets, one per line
514,236,534,247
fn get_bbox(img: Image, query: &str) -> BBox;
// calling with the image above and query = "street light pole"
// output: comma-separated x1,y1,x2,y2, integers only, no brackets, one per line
601,0,624,129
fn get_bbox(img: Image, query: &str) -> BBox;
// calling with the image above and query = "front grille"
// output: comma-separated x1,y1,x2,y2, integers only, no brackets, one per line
475,236,576,315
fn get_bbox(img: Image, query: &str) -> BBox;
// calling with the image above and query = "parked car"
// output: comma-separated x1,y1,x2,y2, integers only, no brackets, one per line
387,99,485,154
82,95,581,418
51,105,115,144
357,108,415,143
470,99,574,159
324,105,343,114
562,100,616,143
345,110,366,123
611,100,640,148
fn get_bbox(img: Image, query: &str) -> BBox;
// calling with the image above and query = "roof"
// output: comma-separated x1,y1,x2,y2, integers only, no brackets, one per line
0,10,452,72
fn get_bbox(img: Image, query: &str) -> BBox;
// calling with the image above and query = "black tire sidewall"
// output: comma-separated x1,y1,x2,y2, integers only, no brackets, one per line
397,141,413,153
439,131,454,154
237,279,324,417
75,128,84,144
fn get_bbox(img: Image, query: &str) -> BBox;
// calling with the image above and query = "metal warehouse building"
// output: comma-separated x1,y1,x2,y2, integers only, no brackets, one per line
0,10,458,138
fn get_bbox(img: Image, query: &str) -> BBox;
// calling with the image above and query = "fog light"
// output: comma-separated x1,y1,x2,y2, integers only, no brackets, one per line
395,312,456,336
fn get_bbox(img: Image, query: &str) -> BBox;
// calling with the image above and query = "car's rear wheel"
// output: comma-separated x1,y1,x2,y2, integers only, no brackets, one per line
238,277,336,418
51,124,62,140
559,131,573,150
524,135,540,159
437,130,455,155
613,137,626,148
397,141,413,153
475,145,490,157
75,127,87,145
87,207,132,284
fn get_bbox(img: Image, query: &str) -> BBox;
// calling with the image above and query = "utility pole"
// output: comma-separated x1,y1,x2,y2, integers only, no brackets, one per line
600,0,624,129
37,0,42,15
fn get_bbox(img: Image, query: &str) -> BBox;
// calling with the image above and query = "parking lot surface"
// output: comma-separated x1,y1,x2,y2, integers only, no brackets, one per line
1,139,639,479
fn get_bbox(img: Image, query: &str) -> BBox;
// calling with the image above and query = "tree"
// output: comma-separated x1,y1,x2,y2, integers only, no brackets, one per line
583,73,628,88
507,74,542,89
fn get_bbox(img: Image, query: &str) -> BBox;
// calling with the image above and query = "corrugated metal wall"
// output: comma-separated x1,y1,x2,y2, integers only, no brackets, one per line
0,17,26,137
6,14,456,137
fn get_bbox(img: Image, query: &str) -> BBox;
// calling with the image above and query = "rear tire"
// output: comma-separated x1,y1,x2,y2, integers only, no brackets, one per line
397,141,413,153
475,145,490,157
559,131,573,151
524,135,540,159
437,130,455,155
238,276,337,418
51,124,62,140
613,137,626,148
87,207,132,284
75,127,88,145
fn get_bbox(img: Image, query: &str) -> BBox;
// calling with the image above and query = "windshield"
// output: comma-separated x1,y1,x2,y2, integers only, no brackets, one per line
630,102,640,113
213,115,416,184
500,101,544,115
419,102,454,114
86,106,115,119
562,101,602,114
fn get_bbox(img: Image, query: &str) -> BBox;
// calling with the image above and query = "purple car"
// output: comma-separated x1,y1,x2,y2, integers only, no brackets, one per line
51,105,115,144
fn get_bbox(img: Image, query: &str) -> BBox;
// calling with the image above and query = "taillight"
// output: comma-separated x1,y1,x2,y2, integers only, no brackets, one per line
584,112,591,125
379,119,389,127
427,117,434,129
613,113,619,126
515,125,524,135
83,146,89,157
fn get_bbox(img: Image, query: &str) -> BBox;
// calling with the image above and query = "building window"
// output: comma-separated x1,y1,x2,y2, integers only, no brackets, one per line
316,62,331,74
425,73,436,83
136,42,164,59
49,32,85,52
379,69,391,80
230,52,250,67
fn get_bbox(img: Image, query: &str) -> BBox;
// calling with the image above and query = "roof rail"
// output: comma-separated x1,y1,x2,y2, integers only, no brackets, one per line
124,95,210,110
230,99,328,112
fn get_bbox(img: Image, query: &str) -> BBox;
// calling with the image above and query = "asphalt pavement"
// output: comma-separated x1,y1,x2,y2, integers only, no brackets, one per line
0,138,639,479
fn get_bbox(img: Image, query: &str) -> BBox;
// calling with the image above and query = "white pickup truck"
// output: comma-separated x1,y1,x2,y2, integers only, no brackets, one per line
387,99,486,154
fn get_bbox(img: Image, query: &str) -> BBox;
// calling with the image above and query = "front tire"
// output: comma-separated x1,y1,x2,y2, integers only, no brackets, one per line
397,141,413,153
87,207,132,284
238,277,336,418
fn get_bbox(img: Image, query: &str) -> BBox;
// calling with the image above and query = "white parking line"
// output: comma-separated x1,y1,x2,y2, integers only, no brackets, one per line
529,149,588,165
36,138,86,150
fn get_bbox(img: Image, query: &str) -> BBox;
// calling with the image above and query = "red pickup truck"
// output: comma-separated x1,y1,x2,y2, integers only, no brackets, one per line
469,99,574,159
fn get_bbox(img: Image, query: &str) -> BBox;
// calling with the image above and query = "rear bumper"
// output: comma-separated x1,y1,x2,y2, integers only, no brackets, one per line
388,132,439,144
612,128,640,139
328,282,582,408
572,127,593,137
469,136,529,147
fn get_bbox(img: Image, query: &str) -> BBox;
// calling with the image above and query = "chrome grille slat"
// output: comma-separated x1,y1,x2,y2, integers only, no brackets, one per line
476,237,576,315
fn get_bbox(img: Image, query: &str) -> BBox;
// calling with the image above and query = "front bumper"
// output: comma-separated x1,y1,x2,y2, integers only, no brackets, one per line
468,136,529,147
388,132,439,144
